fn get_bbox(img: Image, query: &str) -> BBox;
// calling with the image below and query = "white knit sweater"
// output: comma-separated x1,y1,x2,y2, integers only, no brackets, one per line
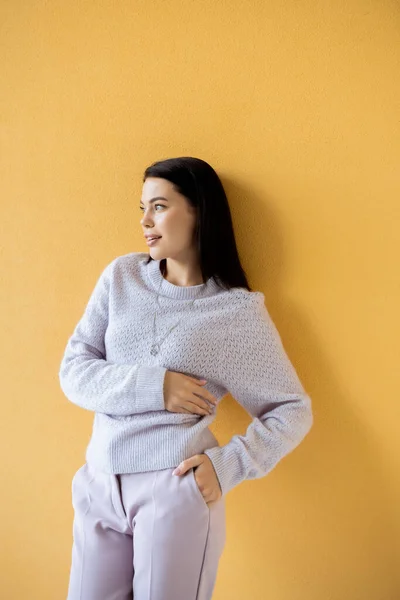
59,252,313,496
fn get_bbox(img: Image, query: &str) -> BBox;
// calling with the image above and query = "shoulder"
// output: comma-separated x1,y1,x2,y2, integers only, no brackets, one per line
226,288,268,319
223,288,278,341
107,251,148,270
99,251,149,279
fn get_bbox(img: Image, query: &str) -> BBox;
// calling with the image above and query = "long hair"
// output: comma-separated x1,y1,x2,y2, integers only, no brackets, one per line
143,156,251,291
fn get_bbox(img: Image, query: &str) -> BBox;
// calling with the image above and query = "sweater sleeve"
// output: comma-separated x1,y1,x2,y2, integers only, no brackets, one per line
204,292,313,496
58,259,167,415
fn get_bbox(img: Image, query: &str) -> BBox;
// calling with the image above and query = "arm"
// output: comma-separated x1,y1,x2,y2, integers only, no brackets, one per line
58,258,167,415
204,293,313,496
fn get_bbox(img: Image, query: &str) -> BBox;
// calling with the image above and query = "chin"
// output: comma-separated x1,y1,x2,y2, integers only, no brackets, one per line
149,247,166,260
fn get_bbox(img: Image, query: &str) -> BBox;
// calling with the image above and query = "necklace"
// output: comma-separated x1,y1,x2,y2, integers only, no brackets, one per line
150,269,209,356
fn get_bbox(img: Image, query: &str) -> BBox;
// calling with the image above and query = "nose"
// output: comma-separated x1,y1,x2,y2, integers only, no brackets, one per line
140,209,154,228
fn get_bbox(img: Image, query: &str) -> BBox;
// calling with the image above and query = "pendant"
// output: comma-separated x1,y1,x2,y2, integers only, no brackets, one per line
150,343,160,356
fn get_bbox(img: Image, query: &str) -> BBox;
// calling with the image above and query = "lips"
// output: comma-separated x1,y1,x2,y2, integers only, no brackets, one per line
145,236,162,246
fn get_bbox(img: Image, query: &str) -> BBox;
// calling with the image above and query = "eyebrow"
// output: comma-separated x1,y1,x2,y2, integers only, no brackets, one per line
139,196,169,205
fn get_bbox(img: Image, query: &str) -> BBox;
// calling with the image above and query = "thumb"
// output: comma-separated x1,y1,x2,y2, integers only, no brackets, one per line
172,454,203,476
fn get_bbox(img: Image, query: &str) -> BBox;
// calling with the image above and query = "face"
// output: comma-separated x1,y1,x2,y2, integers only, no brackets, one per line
140,177,198,260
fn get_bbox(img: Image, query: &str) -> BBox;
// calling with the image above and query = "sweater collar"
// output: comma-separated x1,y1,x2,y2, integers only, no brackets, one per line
146,257,221,300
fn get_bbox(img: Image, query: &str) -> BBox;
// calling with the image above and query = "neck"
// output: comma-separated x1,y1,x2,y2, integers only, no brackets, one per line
162,257,204,287
146,256,221,300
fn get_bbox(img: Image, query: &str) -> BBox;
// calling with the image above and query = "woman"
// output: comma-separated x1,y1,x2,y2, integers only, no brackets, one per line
59,156,313,600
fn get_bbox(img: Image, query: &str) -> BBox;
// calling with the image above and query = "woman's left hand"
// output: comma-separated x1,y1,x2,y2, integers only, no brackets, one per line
173,454,222,504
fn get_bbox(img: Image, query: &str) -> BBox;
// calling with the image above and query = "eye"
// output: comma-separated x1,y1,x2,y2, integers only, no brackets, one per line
139,204,166,211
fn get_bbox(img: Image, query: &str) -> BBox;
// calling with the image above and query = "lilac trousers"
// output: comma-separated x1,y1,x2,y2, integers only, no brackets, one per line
67,462,227,600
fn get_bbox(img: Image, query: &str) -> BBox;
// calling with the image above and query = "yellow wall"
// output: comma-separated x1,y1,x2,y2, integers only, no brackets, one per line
1,1,399,598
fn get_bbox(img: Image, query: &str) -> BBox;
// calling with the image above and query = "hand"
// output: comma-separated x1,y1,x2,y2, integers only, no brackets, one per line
164,371,218,416
173,454,222,504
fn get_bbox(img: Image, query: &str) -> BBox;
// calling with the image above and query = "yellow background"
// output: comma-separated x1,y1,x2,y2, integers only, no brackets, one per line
1,1,399,598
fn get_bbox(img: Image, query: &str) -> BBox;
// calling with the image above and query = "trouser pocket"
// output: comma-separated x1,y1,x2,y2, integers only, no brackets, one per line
71,463,95,516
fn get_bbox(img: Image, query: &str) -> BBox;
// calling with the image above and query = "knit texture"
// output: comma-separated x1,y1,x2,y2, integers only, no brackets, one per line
59,252,313,496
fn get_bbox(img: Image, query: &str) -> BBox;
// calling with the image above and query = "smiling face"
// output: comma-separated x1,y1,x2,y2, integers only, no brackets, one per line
140,177,199,261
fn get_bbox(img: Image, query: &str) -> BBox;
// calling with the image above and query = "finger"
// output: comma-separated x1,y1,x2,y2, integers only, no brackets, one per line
200,488,216,505
189,395,214,413
185,401,211,416
204,490,220,504
191,386,218,405
173,455,203,475
193,391,218,407
172,405,196,415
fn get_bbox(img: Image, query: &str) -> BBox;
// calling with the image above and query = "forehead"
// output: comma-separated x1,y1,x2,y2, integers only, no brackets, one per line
141,177,176,199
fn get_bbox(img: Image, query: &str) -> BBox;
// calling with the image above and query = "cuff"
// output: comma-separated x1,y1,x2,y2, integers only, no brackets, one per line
204,444,241,497
135,365,167,412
